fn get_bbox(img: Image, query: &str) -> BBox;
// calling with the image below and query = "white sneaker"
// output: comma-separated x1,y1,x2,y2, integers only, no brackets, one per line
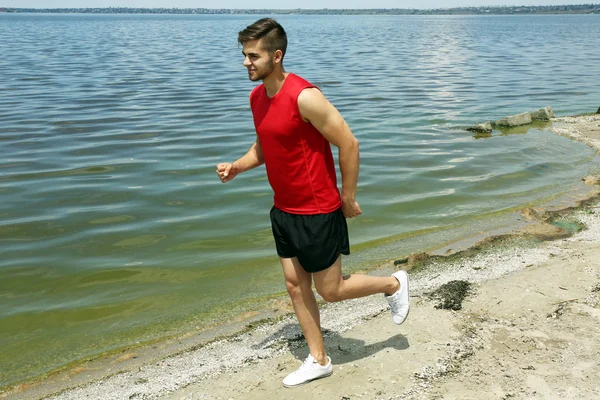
282,354,333,388
385,270,410,325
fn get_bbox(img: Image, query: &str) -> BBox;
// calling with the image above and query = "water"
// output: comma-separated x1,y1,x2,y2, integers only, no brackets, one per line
1,13,600,387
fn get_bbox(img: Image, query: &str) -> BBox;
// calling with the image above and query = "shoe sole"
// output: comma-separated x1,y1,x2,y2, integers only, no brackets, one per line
282,371,333,388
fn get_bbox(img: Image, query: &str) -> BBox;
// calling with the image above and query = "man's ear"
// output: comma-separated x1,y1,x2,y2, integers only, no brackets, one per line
273,49,283,64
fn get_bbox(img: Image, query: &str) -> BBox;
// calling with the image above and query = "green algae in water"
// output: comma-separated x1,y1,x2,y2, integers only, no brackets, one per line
550,218,585,234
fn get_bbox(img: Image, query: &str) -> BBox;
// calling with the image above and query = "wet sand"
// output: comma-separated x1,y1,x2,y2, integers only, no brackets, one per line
4,114,600,400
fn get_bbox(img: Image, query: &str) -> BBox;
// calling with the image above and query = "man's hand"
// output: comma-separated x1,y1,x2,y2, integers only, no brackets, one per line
216,162,239,183
342,197,362,218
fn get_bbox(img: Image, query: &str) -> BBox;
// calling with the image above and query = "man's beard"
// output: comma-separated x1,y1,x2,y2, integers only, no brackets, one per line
249,60,275,81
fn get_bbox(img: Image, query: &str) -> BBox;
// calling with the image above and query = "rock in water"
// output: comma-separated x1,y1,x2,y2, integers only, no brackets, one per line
467,121,493,133
494,112,532,127
530,106,555,120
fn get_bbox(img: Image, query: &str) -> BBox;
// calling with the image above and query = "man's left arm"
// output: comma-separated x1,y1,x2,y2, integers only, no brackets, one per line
297,88,362,218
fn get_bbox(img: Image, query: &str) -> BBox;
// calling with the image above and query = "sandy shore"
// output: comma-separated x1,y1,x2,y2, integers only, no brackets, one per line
5,113,600,400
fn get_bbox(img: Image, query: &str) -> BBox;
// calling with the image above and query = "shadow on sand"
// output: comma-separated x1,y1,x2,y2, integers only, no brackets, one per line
253,323,409,365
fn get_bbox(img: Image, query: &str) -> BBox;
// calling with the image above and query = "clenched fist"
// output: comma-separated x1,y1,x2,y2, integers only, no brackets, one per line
216,163,239,183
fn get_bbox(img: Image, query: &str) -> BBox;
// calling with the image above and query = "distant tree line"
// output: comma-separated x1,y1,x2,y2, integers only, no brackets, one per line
1,4,599,15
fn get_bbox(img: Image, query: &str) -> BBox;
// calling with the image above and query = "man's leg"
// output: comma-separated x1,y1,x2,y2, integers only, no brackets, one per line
313,255,400,302
313,255,410,325
281,256,328,365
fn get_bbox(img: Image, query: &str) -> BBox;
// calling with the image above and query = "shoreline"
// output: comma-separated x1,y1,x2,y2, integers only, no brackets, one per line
4,113,600,400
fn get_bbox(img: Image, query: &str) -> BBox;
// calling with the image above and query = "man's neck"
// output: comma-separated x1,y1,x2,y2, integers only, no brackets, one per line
263,70,288,98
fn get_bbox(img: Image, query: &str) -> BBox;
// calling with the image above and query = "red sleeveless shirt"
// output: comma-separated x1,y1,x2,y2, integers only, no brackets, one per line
250,73,341,215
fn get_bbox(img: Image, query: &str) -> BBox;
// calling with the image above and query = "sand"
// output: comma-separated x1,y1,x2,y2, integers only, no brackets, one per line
4,113,600,400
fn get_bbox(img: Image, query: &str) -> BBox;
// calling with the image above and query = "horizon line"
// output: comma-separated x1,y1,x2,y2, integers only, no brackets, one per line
3,4,600,11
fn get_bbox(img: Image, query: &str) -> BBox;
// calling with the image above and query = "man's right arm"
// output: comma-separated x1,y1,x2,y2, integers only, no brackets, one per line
216,136,264,183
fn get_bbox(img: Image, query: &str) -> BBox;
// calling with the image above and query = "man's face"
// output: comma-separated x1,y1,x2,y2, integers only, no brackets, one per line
242,39,275,82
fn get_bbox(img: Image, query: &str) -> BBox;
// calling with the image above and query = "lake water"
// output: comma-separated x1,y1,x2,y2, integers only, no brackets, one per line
1,13,600,388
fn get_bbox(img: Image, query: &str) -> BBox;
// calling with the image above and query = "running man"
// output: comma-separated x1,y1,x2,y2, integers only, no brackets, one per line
216,18,409,388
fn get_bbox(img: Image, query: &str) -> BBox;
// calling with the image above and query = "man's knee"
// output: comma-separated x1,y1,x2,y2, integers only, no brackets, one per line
285,279,300,296
285,279,311,301
316,286,341,303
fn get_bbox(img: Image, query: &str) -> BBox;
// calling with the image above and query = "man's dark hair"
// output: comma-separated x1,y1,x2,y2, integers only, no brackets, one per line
238,18,287,59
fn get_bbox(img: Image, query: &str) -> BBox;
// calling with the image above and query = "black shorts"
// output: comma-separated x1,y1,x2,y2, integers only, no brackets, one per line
270,206,350,273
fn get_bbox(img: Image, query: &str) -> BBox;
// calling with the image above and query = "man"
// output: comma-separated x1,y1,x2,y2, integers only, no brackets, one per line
216,18,409,388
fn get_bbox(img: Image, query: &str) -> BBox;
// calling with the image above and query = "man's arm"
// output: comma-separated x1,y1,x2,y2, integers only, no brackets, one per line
297,87,362,218
216,136,264,183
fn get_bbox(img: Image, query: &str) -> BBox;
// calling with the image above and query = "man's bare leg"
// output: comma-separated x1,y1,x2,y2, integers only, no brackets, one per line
281,257,328,365
313,255,400,302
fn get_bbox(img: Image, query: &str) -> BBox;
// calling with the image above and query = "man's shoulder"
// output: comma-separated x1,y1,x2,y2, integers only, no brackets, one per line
287,73,315,88
285,73,319,98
